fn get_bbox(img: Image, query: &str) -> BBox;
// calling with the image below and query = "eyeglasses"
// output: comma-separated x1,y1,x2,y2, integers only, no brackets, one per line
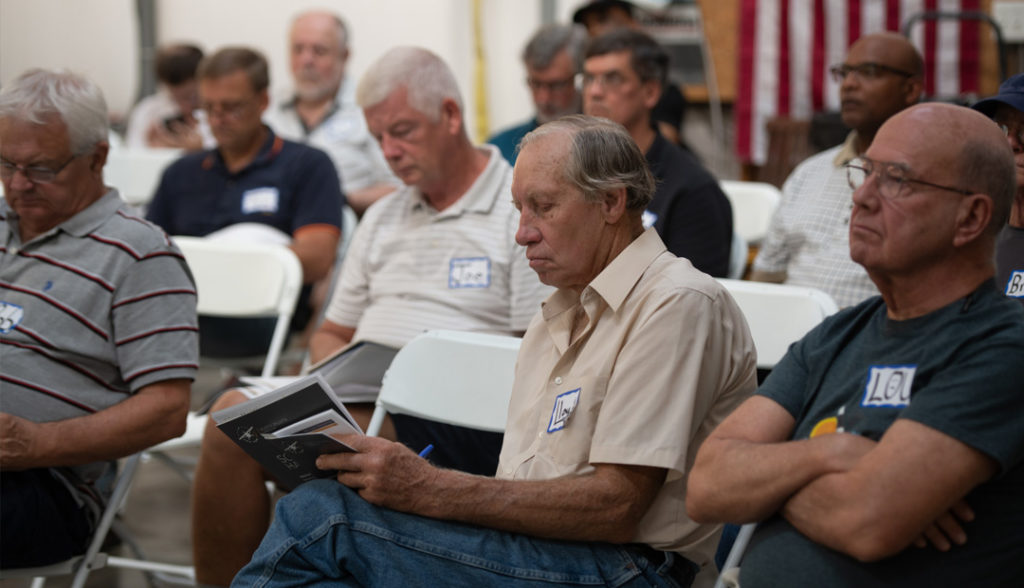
846,157,973,200
994,120,1024,145
580,70,632,91
829,63,915,83
526,76,576,93
0,153,79,184
200,98,253,119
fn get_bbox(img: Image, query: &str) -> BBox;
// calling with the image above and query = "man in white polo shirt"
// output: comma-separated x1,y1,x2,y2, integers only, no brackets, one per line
190,46,550,587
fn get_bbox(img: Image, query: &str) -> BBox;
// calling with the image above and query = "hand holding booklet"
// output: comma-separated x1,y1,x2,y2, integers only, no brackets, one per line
211,340,399,490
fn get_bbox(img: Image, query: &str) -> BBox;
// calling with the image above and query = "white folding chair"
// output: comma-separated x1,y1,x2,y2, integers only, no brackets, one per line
719,181,782,247
716,279,838,370
103,147,182,208
727,231,748,280
366,330,522,436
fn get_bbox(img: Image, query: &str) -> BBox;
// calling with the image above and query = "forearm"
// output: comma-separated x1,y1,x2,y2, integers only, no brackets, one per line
345,183,397,216
1,379,190,470
420,465,664,543
290,228,340,283
308,321,354,364
687,436,844,523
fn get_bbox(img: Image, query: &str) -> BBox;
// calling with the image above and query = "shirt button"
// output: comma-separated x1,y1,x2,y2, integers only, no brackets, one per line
554,376,562,385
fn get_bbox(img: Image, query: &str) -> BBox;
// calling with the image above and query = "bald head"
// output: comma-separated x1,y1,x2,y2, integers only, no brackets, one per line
289,10,348,102
838,32,923,141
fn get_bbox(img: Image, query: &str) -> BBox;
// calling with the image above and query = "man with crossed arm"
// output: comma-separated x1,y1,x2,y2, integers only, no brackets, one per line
687,103,1024,587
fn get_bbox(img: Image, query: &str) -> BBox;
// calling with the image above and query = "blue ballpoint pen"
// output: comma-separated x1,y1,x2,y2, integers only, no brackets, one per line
418,444,435,458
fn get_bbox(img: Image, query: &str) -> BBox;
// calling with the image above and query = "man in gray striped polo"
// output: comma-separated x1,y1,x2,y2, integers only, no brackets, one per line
191,47,551,586
0,69,199,568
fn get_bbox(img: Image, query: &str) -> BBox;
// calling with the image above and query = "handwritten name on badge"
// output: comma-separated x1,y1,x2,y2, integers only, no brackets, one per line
861,365,916,408
449,257,491,288
1006,271,1024,298
241,187,280,215
548,388,581,433
0,301,25,333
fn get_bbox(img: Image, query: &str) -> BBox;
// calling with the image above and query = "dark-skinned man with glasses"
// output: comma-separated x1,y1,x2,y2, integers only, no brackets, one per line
488,24,586,165
688,102,1024,587
972,74,1024,306
147,47,342,357
0,69,198,568
751,32,923,308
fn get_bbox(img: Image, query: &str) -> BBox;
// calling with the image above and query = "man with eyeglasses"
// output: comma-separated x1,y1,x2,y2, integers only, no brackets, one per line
488,24,586,165
688,102,1024,587
147,47,343,357
264,10,398,215
0,69,198,568
582,28,733,278
972,74,1024,306
750,32,923,308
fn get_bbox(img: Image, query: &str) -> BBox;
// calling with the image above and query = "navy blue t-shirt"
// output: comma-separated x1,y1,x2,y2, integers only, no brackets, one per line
742,281,1024,587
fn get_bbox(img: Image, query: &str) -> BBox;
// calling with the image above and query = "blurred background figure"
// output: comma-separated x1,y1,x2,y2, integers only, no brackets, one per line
124,43,213,150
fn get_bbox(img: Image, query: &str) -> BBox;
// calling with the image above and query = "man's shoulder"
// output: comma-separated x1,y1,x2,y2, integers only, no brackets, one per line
96,203,182,257
489,119,538,143
651,138,721,191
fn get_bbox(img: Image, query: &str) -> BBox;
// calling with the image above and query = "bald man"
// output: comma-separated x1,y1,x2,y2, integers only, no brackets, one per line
751,32,923,308
688,103,1024,587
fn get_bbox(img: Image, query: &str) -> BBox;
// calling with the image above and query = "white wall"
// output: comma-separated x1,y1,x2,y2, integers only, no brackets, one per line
0,0,581,142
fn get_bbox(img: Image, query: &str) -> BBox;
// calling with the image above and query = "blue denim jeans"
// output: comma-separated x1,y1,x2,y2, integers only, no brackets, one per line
233,479,697,588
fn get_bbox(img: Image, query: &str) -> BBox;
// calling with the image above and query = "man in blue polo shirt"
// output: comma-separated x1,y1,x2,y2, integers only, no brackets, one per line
147,47,343,355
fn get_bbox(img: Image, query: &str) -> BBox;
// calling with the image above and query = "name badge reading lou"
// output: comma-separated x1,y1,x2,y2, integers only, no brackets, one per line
0,301,25,333
548,388,581,433
861,365,916,408
241,187,280,215
449,257,491,288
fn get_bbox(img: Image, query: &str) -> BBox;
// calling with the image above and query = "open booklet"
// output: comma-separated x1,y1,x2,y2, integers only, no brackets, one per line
239,340,400,403
212,373,363,490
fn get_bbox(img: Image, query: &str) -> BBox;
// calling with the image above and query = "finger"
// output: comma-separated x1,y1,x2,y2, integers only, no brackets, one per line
316,451,358,471
921,523,951,552
949,499,975,522
913,535,927,549
934,512,967,546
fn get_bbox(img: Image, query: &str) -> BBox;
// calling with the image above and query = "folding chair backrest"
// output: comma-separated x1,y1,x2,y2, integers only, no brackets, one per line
104,148,182,207
717,279,838,369
719,180,782,246
172,235,303,378
366,330,522,436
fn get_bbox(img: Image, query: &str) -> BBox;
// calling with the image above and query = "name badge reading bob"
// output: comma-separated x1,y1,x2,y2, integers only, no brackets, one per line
449,257,491,288
241,187,280,215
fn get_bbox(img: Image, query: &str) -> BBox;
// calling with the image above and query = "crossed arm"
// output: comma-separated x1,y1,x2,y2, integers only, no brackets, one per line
687,395,998,562
0,378,191,470
318,435,666,543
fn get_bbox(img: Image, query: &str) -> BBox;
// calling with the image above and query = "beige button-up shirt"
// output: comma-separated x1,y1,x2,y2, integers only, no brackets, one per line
497,228,757,572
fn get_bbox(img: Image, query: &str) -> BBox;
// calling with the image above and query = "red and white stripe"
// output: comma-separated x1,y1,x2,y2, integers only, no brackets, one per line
737,0,982,165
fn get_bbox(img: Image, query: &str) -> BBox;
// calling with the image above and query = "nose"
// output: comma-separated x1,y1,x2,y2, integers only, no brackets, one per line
515,210,541,246
6,168,35,191
378,134,402,160
850,172,880,209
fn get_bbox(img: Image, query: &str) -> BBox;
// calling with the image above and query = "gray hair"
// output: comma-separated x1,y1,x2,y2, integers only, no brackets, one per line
523,24,587,72
520,114,654,211
292,10,349,51
356,46,463,120
0,68,109,155
960,136,1015,233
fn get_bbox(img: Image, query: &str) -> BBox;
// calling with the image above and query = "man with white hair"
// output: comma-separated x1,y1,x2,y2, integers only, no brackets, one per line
488,24,586,165
191,47,549,587
264,10,398,214
231,115,756,588
0,69,197,567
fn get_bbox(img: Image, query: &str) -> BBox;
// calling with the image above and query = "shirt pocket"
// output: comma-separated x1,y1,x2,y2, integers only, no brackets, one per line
534,374,609,469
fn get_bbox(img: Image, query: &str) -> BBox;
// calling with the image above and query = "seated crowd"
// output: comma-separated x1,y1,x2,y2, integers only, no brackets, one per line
0,3,1022,587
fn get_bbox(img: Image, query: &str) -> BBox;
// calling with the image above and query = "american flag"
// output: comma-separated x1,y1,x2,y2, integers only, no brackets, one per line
736,0,983,165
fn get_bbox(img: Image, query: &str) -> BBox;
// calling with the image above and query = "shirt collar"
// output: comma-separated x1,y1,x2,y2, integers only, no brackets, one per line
407,145,509,218
202,126,283,174
833,131,860,167
2,188,123,244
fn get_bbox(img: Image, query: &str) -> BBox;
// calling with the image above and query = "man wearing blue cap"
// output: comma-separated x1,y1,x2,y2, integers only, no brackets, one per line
973,74,1024,306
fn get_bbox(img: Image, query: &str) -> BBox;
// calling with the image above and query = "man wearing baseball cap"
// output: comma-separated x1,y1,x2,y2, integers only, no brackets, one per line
973,74,1024,305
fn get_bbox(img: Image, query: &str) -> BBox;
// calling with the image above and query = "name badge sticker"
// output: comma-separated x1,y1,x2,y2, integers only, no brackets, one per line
548,387,581,433
861,365,916,408
241,187,280,215
0,301,24,333
449,257,491,288
1005,270,1024,298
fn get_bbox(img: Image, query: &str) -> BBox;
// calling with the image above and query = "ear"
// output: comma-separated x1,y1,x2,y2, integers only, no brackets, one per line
903,77,924,107
440,98,462,136
257,89,270,114
642,80,663,111
601,186,629,225
91,141,109,173
952,193,993,248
